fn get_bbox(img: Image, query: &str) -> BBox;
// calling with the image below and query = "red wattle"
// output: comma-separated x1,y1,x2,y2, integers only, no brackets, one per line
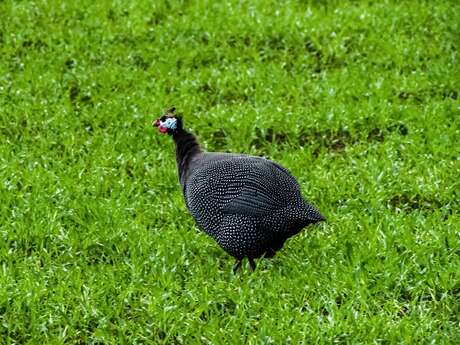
159,126,168,133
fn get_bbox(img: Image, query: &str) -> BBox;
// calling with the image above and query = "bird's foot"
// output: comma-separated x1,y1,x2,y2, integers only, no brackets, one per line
233,258,257,273
248,258,256,272
233,260,242,274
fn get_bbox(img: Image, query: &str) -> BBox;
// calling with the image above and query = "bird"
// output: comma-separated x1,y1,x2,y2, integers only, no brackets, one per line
152,107,325,272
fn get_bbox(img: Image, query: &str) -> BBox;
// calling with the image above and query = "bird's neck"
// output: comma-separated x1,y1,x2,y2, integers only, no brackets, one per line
172,128,202,184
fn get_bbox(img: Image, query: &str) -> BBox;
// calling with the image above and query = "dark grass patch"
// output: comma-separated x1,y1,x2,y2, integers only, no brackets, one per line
388,193,443,212
128,53,150,70
396,88,458,103
215,298,237,315
69,83,80,104
208,128,228,150
251,123,409,155
299,128,353,152
250,127,353,153
196,82,251,105
84,243,118,265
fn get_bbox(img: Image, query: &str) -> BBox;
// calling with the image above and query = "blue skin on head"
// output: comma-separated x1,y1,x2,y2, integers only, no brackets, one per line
161,118,177,130
156,117,178,133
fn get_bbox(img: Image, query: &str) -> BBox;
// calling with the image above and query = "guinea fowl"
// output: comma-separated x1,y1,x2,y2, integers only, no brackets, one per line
153,107,325,271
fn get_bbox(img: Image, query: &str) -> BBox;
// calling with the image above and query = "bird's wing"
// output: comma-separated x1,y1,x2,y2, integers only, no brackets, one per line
221,158,296,217
222,183,284,216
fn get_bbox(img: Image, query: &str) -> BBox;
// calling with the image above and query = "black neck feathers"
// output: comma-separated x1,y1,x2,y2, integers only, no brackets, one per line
173,128,201,184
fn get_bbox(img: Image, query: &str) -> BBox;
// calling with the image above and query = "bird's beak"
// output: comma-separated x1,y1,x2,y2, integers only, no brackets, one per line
152,119,160,127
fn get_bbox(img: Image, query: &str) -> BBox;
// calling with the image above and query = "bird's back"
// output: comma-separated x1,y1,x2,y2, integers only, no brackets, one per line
184,153,300,216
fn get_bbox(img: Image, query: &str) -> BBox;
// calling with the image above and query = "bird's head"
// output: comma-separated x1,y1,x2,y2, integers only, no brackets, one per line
152,107,182,135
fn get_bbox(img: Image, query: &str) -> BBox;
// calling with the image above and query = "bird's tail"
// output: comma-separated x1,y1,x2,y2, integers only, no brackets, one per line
300,201,325,224
277,202,325,237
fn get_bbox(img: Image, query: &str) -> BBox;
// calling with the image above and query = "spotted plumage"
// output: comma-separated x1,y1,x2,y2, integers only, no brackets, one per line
153,108,325,271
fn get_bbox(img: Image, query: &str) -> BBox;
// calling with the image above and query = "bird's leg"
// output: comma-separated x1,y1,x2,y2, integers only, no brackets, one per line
248,258,256,272
233,259,242,274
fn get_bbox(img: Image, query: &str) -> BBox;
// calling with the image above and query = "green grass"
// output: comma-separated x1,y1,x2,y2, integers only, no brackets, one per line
1,0,459,343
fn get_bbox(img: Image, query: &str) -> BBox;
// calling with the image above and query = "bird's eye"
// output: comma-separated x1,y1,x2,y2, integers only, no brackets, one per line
160,116,167,122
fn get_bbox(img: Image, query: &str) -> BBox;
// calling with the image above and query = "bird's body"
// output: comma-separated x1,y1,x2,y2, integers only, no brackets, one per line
184,152,323,260
153,108,325,270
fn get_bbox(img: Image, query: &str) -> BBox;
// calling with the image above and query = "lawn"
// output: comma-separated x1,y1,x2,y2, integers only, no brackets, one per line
0,0,459,344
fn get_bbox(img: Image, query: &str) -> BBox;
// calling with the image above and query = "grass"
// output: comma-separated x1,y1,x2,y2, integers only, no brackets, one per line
0,0,459,343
